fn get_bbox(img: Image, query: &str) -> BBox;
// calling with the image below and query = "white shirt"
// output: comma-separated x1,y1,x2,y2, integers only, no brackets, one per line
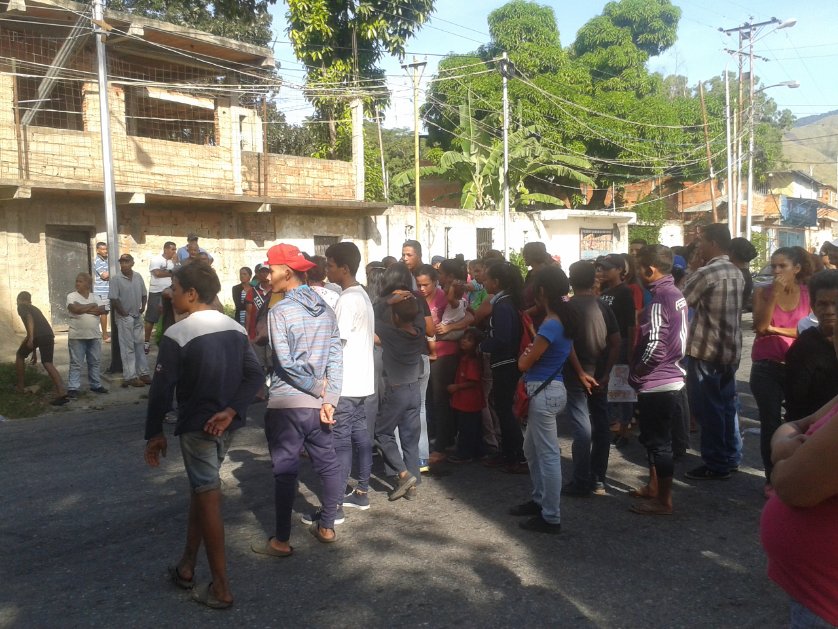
334,285,375,397
66,291,105,339
312,284,341,311
148,254,176,293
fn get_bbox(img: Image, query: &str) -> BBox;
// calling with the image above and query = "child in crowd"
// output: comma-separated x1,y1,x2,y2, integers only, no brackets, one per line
447,327,485,463
15,291,68,405
374,290,426,500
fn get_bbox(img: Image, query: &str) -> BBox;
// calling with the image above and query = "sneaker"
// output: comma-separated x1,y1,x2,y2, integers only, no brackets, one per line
561,482,591,498
388,473,417,501
301,507,345,525
144,341,150,355
447,454,473,464
403,486,417,501
343,489,370,510
508,500,541,516
90,386,108,394
66,390,79,399
684,465,731,481
139,375,152,385
519,515,561,534
418,458,430,473
592,482,607,496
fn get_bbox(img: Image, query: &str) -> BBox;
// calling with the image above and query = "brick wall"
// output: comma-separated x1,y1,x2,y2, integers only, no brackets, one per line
240,152,355,200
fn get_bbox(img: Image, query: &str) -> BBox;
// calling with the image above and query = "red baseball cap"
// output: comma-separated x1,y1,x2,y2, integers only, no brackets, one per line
265,243,316,272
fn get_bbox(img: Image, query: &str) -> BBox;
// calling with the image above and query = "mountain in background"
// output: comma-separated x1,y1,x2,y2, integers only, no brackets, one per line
782,109,838,187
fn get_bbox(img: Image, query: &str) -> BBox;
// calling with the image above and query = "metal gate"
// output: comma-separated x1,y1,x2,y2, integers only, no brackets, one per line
45,226,92,327
476,228,493,258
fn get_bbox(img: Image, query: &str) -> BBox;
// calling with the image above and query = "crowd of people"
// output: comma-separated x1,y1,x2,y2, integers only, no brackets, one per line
15,225,838,623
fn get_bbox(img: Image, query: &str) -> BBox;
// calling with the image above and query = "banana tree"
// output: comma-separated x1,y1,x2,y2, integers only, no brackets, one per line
394,99,594,210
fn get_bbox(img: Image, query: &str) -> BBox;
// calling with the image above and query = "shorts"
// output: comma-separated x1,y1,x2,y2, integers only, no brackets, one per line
144,292,163,324
17,335,55,364
179,430,233,493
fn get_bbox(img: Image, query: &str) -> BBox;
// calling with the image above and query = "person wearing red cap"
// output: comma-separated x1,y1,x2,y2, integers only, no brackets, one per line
251,243,344,554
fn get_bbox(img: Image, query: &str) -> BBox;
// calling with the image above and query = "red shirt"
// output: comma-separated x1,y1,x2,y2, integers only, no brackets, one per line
450,354,484,412
760,407,838,625
428,287,459,358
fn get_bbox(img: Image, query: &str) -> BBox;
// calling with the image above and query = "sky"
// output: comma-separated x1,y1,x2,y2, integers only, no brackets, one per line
268,0,838,129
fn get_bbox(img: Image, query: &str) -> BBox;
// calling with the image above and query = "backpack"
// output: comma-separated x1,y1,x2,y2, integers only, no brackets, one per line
253,290,273,347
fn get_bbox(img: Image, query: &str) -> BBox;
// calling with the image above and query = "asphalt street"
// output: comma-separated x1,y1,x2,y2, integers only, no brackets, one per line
0,318,789,628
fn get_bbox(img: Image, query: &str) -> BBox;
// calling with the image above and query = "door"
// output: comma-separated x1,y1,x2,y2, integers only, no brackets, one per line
45,226,92,327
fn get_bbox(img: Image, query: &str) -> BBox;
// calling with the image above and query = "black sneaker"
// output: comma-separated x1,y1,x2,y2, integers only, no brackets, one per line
90,387,108,394
343,489,370,510
403,486,417,501
300,507,345,525
684,465,731,480
508,500,541,516
561,482,591,498
66,390,79,399
388,473,417,501
519,515,561,534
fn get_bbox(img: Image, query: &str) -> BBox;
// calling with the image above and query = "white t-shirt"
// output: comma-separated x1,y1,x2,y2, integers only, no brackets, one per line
66,291,106,339
334,285,375,397
148,254,176,293
441,299,466,325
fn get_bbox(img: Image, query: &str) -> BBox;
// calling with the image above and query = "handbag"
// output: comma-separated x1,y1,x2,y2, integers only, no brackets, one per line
513,363,565,423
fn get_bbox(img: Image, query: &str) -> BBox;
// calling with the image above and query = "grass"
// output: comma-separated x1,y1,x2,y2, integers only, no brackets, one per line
0,362,58,419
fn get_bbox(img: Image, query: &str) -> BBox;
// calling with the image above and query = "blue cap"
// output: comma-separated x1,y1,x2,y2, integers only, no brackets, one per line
673,255,687,270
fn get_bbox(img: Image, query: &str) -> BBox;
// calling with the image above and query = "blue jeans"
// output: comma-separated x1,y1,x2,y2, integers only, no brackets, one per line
333,396,372,494
418,355,430,460
67,338,102,391
375,381,421,481
523,380,567,524
264,408,341,540
589,390,611,486
687,359,742,473
562,383,592,486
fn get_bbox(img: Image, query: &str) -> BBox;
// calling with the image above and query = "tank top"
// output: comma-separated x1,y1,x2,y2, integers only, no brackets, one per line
751,284,810,363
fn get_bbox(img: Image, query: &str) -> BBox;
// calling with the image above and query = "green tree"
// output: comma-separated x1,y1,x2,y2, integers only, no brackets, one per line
285,0,435,155
628,196,667,244
106,0,275,45
393,98,593,210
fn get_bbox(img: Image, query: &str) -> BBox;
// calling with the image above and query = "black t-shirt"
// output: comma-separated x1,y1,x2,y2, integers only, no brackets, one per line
598,283,636,339
375,311,425,385
17,303,53,338
564,295,619,380
784,327,838,421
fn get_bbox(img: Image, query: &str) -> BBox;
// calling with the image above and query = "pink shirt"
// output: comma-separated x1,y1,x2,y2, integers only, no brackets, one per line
760,403,838,625
751,285,810,363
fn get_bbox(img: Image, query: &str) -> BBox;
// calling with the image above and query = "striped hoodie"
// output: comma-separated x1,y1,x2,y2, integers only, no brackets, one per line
267,284,343,409
629,274,688,392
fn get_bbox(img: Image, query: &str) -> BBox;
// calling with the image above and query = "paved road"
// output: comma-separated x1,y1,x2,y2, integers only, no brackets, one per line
0,317,788,628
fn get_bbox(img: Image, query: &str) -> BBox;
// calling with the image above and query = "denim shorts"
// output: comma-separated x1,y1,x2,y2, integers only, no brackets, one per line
179,430,233,493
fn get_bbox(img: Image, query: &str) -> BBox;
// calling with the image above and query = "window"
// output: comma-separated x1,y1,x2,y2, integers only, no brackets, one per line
16,75,83,131
476,228,493,258
125,87,216,145
314,236,340,257
579,228,613,260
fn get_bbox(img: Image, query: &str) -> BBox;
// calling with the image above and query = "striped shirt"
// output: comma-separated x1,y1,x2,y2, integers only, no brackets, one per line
682,255,743,365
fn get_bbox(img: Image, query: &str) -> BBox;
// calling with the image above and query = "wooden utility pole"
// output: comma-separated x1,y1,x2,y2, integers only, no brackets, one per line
699,82,718,222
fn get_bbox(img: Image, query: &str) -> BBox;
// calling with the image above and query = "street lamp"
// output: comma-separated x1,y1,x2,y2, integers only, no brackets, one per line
745,79,800,237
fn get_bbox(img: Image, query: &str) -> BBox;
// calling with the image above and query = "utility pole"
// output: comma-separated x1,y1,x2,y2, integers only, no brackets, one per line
93,0,122,371
499,53,516,258
402,57,426,239
699,82,718,222
721,17,797,237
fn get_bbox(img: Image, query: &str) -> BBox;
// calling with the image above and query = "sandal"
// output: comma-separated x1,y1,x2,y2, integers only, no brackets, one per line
167,564,194,590
191,582,233,610
250,538,294,557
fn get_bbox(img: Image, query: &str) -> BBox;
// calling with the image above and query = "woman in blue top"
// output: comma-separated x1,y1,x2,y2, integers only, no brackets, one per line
511,266,578,534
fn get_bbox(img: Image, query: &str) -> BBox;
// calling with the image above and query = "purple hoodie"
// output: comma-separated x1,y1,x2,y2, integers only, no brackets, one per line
629,274,688,392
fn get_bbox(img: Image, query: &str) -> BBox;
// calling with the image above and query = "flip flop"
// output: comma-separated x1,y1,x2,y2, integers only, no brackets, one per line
167,564,194,590
191,582,233,610
250,538,294,557
629,502,673,516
